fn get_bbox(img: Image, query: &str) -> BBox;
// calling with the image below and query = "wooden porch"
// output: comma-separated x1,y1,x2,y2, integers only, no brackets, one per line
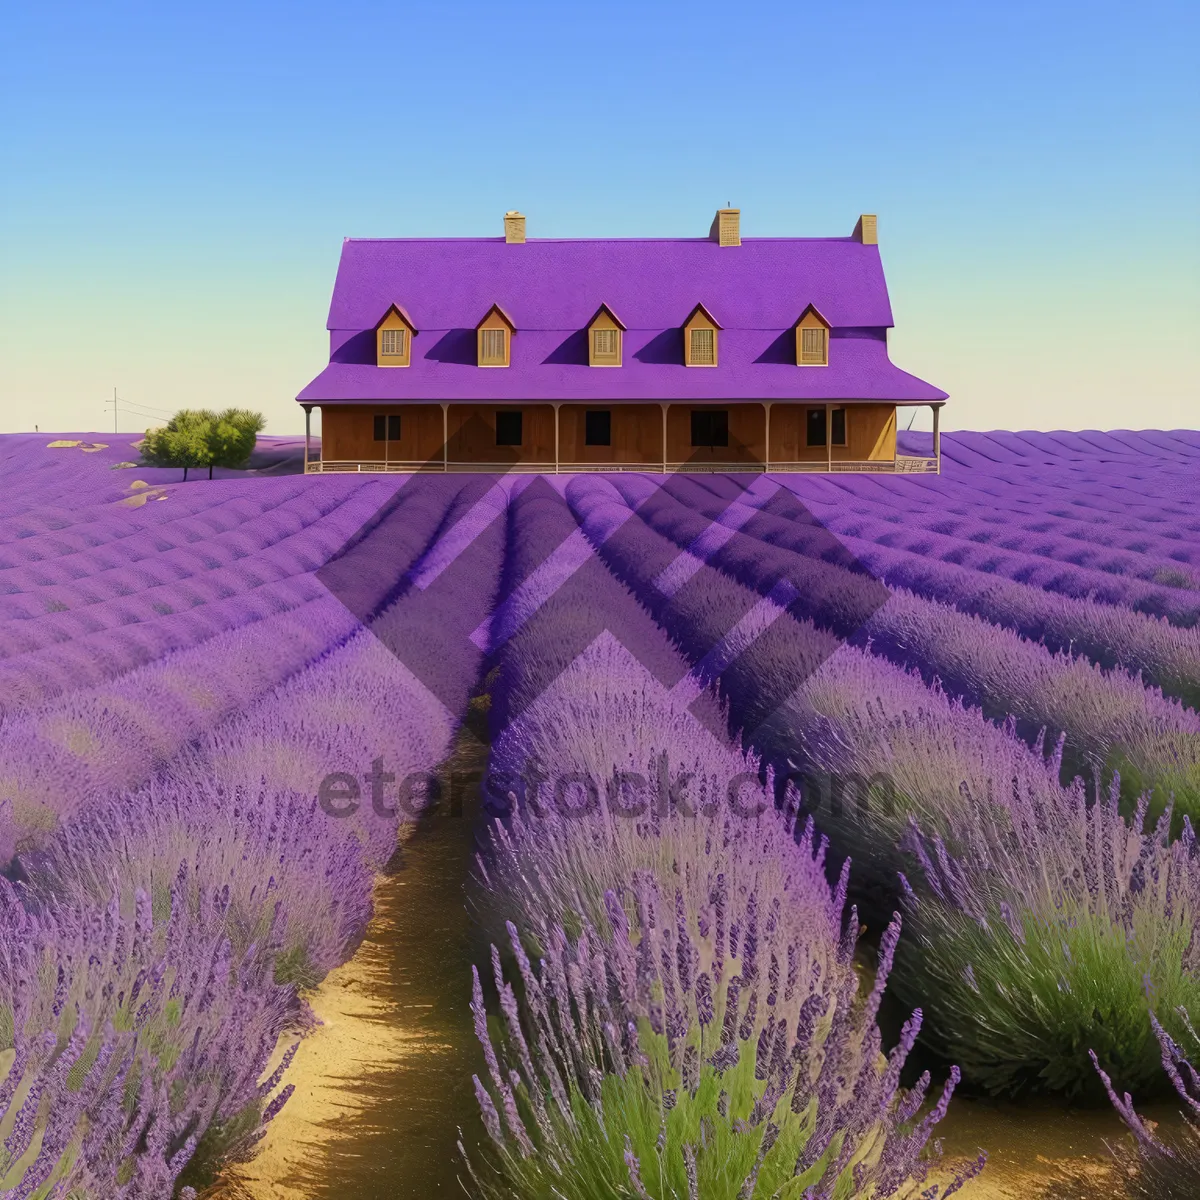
301,401,942,475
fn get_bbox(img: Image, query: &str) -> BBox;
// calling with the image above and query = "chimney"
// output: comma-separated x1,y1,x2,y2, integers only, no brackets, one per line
710,208,740,246
504,211,526,244
852,214,878,245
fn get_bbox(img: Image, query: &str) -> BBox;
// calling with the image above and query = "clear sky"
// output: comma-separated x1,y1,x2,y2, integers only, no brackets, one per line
1,0,1196,437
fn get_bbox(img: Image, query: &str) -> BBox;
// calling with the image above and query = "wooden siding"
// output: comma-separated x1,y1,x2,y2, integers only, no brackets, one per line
768,404,896,463
446,404,556,465
558,404,663,464
666,404,764,465
321,405,444,463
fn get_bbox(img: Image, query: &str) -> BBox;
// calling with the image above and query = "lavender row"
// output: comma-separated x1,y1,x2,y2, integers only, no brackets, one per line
658,474,1200,708
826,458,1200,550
563,479,1200,1100
563,477,1090,908
0,475,386,609
0,476,485,853
468,480,980,1197
0,479,513,1188
0,479,396,710
896,776,1200,1099
0,871,296,1197
768,478,1200,626
788,450,1197,532
0,472,314,552
611,475,1200,819
802,521,1200,710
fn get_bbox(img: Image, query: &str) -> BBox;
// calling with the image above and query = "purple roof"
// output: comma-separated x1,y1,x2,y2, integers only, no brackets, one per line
297,236,947,405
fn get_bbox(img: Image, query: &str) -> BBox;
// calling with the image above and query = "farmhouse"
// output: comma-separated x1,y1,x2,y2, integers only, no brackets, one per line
296,210,946,473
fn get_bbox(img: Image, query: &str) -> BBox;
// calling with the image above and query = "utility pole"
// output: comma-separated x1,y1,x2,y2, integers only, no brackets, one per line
105,387,119,434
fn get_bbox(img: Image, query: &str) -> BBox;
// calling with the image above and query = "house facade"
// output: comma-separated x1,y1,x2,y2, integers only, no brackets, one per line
296,210,946,474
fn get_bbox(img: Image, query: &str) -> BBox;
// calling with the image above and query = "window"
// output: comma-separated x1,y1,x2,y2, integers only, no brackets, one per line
806,408,826,448
691,410,729,448
585,410,612,446
495,410,523,446
587,304,627,366
806,408,846,447
480,328,508,365
592,328,619,362
376,306,416,367
374,414,401,441
831,407,846,446
800,326,827,365
689,327,716,366
381,329,407,357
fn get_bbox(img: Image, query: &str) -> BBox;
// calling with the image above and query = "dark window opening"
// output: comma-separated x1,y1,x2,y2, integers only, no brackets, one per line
374,414,401,441
831,407,846,446
691,409,729,448
807,408,847,448
585,409,612,446
495,410,523,446
806,408,826,448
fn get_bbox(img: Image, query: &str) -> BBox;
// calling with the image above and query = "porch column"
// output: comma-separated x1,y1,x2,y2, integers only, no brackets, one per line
763,402,771,473
441,403,449,472
661,403,669,474
932,404,941,474
553,403,560,475
302,404,313,473
825,403,832,472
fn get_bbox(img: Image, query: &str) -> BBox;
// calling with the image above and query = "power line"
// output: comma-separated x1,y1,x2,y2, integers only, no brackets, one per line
120,398,176,417
120,402,176,422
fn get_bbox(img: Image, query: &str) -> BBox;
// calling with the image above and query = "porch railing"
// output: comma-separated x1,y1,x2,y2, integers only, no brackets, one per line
304,456,940,476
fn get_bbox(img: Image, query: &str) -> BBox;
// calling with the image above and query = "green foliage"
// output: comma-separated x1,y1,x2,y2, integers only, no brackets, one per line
273,944,321,990
468,1021,878,1200
898,898,1200,1100
140,408,265,475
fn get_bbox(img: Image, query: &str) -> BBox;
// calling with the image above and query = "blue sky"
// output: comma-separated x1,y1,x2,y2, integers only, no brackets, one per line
2,0,1196,435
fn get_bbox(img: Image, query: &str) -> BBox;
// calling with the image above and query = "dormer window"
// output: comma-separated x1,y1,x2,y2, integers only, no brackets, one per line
689,328,715,364
683,303,721,367
480,329,507,363
375,304,417,367
795,304,830,366
477,304,515,367
800,327,826,363
587,303,626,367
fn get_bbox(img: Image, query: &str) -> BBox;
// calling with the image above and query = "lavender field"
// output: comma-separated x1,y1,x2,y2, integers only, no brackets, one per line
1,429,1199,1198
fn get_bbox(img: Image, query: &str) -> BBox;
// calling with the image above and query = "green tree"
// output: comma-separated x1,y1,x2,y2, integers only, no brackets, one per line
141,408,265,480
209,408,266,473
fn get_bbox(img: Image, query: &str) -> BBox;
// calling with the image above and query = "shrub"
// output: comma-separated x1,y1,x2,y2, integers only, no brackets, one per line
0,874,296,1196
464,881,984,1200
141,409,266,480
894,781,1200,1099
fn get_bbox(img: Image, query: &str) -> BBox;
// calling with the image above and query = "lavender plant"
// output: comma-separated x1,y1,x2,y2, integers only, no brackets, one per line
894,778,1200,1099
1092,1011,1200,1197
0,872,296,1196
463,880,983,1199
